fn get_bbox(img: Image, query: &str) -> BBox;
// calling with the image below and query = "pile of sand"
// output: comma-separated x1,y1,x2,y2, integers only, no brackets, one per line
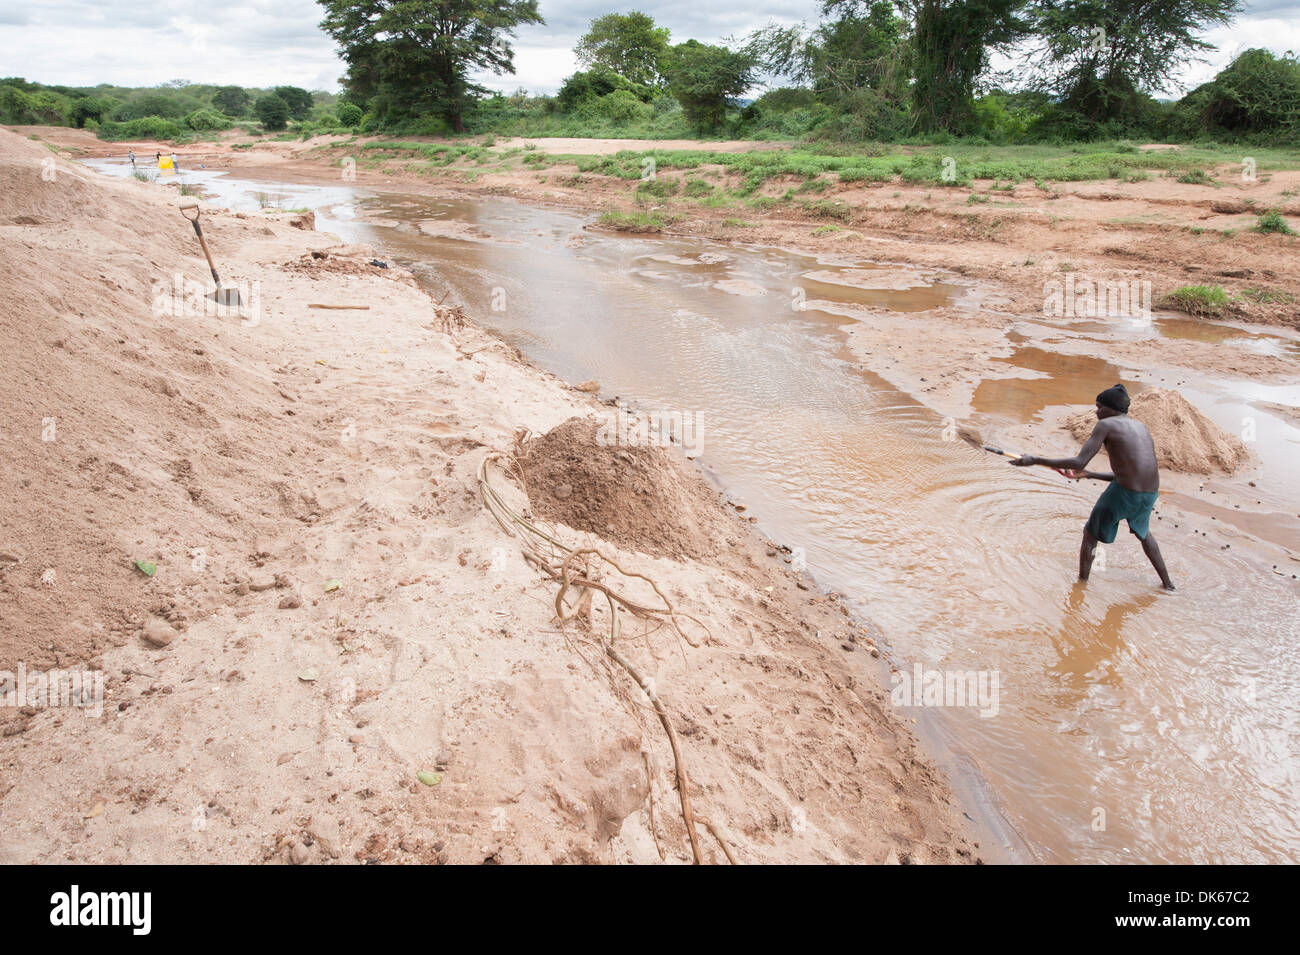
281,244,416,284
0,129,329,673
514,416,735,564
1065,387,1248,474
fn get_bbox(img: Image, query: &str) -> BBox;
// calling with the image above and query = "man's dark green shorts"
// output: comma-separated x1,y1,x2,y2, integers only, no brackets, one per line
1086,482,1159,543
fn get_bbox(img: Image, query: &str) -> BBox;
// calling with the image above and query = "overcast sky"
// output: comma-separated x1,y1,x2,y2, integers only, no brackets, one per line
1,1,1297,98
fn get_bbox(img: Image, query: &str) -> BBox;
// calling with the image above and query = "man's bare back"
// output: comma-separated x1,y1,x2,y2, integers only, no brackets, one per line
1092,415,1159,493
1010,383,1174,589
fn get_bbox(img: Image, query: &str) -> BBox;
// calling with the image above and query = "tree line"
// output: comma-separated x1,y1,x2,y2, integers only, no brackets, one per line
0,78,354,140
5,3,1296,144
314,0,1298,143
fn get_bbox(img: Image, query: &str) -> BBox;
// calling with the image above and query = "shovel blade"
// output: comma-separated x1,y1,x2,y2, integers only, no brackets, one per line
207,287,242,307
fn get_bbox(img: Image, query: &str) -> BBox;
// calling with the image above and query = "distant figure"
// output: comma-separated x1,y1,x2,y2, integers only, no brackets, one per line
170,152,179,172
1013,384,1175,590
128,150,136,170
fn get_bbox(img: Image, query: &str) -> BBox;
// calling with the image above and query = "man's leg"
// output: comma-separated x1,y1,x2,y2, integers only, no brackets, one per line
1140,532,1175,591
1079,529,1099,581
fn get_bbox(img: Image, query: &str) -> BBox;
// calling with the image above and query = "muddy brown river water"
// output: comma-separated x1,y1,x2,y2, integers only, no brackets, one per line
91,161,1300,863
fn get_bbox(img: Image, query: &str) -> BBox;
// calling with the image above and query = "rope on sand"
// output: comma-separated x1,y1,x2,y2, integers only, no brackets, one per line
476,449,727,864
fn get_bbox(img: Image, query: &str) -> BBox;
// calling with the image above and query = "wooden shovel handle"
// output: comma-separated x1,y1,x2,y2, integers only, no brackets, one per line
180,205,221,285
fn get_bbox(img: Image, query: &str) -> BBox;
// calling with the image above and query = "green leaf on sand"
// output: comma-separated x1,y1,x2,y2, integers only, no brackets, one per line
134,560,156,577
324,579,341,592
298,668,319,682
417,770,442,787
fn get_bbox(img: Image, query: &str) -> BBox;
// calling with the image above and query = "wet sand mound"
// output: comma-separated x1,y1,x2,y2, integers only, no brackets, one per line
1065,387,1248,474
515,416,733,563
282,244,415,284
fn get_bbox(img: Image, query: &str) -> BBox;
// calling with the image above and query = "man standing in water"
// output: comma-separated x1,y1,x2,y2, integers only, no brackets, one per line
1012,384,1175,590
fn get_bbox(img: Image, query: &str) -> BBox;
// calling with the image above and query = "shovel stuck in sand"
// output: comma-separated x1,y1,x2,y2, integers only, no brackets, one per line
179,200,241,307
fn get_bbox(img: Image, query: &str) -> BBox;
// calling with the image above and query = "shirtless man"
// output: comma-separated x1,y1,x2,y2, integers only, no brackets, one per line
1012,383,1175,590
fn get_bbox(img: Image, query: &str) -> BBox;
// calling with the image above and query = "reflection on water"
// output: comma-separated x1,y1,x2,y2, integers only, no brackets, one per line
82,159,1300,863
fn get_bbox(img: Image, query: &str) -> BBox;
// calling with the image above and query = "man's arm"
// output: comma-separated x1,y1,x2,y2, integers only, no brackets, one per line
1012,421,1108,471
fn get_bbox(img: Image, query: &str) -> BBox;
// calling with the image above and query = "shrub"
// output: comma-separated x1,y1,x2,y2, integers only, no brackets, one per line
254,94,290,131
337,102,363,127
595,89,652,125
98,116,184,141
185,109,230,131
1255,210,1296,235
1190,49,1300,142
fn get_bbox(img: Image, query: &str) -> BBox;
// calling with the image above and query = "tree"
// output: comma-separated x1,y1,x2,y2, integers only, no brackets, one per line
69,95,116,128
575,12,670,88
661,40,758,131
213,86,251,116
1032,0,1242,123
905,0,1030,133
255,94,290,130
1186,48,1300,137
274,85,315,119
317,0,544,132
817,1,907,95
116,91,191,121
749,1,907,100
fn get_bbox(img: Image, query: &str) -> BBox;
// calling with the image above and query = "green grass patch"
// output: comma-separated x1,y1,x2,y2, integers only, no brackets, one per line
634,176,679,200
1237,287,1297,304
682,177,714,198
1162,285,1231,316
598,210,666,231
1255,210,1296,235
802,198,852,220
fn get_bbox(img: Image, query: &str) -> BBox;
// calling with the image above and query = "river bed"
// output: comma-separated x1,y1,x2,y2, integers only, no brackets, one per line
87,159,1300,863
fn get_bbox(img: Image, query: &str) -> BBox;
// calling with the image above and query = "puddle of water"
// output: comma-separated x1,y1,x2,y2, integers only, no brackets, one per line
973,347,1145,423
82,158,364,227
80,159,1300,864
1027,313,1300,362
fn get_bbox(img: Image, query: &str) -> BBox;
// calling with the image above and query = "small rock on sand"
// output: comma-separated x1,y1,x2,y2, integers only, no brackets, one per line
142,618,177,648
574,380,600,393
307,815,342,859
278,591,303,610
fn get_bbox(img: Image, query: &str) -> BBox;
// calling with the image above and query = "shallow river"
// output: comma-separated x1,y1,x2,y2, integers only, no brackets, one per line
90,160,1300,863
